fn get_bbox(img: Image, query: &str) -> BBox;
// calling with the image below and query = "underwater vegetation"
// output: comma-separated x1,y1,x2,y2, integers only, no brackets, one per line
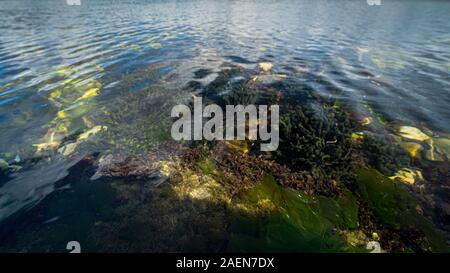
274,104,356,182
229,175,359,252
355,168,447,252
76,142,359,252
65,64,450,252
1,62,448,253
9,64,111,161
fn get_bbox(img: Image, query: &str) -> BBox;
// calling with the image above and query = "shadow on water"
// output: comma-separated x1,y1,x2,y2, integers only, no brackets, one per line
0,154,117,252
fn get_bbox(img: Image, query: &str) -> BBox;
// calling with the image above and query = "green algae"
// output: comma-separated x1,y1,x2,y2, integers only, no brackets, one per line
355,168,448,252
229,175,361,252
317,189,359,230
355,169,407,228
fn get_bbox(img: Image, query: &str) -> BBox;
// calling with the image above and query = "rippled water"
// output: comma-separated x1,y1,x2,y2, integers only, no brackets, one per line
0,0,450,249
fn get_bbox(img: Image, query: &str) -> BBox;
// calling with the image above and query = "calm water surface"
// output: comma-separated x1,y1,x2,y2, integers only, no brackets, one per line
0,0,449,248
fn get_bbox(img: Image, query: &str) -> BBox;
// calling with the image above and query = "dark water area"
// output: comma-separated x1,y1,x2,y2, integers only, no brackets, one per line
0,0,449,252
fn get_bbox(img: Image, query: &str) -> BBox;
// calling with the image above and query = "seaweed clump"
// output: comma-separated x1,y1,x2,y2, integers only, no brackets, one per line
359,133,411,176
181,143,341,197
274,104,357,182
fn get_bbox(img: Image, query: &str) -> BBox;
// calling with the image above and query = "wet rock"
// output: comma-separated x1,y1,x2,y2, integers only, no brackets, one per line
91,154,119,180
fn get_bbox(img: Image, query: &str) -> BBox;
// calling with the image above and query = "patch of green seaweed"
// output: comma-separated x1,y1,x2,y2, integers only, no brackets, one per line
229,175,361,252
355,168,448,252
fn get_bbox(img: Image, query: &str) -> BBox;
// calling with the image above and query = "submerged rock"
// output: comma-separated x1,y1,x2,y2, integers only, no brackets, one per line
0,159,9,175
77,125,107,141
433,137,450,159
425,139,444,162
0,158,9,169
75,87,100,102
360,117,372,126
258,62,273,72
399,141,422,158
33,128,65,154
250,74,287,85
389,168,423,185
33,141,60,154
398,126,430,142
58,142,78,156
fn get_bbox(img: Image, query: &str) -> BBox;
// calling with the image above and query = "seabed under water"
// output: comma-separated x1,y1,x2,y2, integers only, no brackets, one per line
0,63,449,253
